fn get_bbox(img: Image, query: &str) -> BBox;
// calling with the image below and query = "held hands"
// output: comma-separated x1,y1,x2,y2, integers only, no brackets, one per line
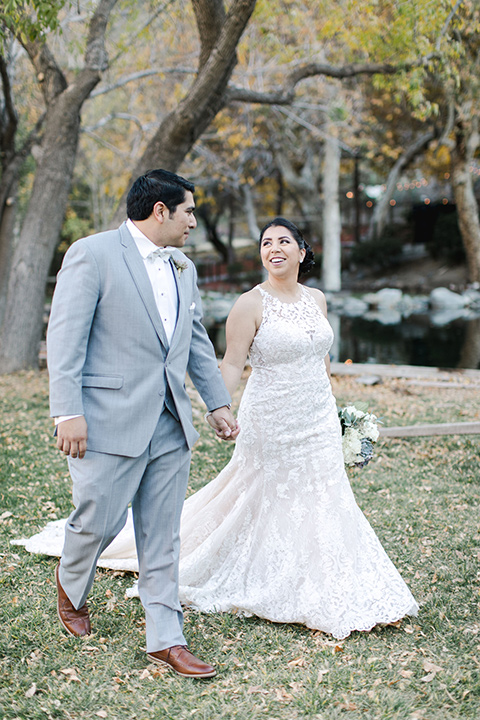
206,406,240,441
56,416,88,459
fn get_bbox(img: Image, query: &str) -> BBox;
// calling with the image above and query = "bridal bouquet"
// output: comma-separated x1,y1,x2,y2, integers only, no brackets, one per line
337,403,381,468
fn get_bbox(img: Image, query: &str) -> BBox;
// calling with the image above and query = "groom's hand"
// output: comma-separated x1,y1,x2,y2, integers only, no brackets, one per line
207,406,239,441
56,416,88,459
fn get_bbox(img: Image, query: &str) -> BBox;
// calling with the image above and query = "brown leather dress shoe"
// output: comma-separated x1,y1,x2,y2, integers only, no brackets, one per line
55,563,91,637
147,645,216,678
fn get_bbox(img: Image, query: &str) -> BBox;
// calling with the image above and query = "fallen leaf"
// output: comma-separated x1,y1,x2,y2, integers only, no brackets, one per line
336,701,358,711
420,672,436,683
25,683,37,698
387,619,402,628
274,687,293,702
287,656,304,667
247,685,268,695
400,669,414,678
289,681,303,693
96,712,108,718
139,669,151,680
422,660,443,674
60,668,81,682
317,669,329,683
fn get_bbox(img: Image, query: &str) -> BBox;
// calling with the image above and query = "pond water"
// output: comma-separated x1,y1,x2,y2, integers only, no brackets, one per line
328,313,480,369
206,313,480,370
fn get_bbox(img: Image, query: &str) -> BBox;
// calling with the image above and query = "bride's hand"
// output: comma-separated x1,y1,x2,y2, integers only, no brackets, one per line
207,407,240,441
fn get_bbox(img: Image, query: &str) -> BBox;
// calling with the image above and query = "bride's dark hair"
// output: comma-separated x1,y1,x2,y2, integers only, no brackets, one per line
259,217,315,277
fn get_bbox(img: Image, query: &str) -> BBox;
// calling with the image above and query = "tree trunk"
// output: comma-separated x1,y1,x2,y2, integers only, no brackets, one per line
242,183,260,240
451,122,480,283
367,129,435,241
274,149,321,239
0,0,117,373
0,103,84,371
322,133,341,292
195,204,229,263
458,318,480,369
0,177,18,327
111,0,257,226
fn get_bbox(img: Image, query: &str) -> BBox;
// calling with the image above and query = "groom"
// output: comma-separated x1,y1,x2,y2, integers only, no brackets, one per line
47,169,238,678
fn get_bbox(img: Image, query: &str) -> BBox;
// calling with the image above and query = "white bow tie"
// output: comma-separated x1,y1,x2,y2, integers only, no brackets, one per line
147,247,172,263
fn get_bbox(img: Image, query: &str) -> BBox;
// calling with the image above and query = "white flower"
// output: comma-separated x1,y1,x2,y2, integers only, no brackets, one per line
344,405,366,420
173,259,188,275
342,429,362,466
362,420,379,442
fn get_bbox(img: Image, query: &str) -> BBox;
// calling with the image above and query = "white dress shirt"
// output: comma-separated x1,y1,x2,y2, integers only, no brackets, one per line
56,220,179,425
126,218,178,344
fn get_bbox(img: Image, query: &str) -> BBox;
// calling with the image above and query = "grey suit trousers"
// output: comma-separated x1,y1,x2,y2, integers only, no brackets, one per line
59,408,190,651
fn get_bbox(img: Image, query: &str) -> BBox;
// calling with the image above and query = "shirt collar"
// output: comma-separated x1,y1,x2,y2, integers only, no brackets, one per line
126,218,173,260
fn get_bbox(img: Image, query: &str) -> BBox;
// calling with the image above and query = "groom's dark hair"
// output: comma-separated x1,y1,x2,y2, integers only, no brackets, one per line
126,169,195,220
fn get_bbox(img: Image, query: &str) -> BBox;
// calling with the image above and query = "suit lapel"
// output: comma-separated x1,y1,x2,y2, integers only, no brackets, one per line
168,253,185,354
119,223,170,351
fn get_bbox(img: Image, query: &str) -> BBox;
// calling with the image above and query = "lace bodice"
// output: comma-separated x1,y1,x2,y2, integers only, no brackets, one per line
249,285,334,370
235,285,341,485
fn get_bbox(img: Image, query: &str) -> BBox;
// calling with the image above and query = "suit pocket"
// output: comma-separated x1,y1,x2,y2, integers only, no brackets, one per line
82,374,124,389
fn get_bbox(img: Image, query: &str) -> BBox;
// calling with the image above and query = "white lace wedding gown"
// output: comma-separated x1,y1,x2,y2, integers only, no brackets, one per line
17,286,418,639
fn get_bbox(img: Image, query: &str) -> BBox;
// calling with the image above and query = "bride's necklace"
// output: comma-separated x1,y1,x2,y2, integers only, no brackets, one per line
264,281,302,304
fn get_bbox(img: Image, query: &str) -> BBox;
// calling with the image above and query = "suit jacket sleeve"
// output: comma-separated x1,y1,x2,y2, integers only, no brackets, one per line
47,240,100,417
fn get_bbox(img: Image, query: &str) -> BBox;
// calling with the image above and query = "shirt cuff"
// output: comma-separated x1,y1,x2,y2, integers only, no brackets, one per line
55,414,83,425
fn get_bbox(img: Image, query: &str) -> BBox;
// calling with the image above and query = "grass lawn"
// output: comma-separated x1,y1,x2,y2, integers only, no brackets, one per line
0,369,479,720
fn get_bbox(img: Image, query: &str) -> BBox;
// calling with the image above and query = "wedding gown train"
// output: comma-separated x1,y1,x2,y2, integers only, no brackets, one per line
17,286,418,639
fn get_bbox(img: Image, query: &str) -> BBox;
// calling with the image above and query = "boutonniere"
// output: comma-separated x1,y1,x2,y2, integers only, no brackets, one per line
173,258,188,276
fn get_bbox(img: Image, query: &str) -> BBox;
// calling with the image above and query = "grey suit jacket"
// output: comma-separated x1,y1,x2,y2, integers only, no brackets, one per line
47,222,230,456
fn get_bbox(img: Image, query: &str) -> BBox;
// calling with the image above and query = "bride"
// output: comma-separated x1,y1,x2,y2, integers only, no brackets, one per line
19,217,418,639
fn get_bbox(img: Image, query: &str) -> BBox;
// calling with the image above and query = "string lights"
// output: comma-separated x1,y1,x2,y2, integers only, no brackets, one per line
344,165,479,208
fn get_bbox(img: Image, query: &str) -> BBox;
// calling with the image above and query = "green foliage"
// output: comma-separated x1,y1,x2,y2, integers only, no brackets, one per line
350,228,406,269
0,0,67,46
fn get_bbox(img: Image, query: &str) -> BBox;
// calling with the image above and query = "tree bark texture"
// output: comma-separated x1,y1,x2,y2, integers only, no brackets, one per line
0,0,117,373
322,133,341,292
458,318,480,369
242,183,260,240
451,122,480,283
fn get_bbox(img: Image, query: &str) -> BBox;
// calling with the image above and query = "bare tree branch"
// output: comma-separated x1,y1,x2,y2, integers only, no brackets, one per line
90,67,196,98
84,0,118,72
226,54,440,105
109,0,176,66
436,0,463,51
115,0,257,211
368,128,437,241
275,105,356,154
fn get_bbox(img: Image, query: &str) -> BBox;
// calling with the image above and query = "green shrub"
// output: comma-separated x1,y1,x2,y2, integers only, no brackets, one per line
350,230,405,269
